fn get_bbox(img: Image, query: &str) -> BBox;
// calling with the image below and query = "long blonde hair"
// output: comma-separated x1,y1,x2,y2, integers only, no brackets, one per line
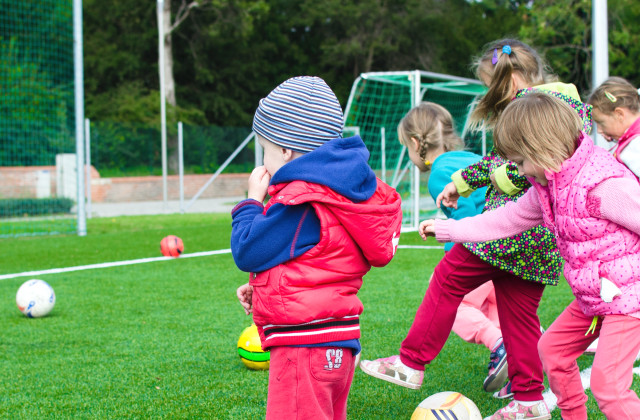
470,38,556,129
397,102,463,162
494,92,582,172
588,76,640,115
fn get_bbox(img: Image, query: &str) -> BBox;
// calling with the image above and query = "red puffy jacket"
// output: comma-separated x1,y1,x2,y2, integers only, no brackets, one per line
251,179,402,349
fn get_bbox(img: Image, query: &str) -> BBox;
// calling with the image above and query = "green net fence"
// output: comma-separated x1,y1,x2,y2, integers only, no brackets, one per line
88,122,253,177
344,71,487,230
0,0,76,237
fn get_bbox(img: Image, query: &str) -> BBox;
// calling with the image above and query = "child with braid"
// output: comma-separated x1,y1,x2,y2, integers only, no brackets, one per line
361,39,592,420
397,102,505,384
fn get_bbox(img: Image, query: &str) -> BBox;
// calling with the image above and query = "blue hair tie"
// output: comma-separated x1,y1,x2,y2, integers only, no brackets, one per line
502,45,512,55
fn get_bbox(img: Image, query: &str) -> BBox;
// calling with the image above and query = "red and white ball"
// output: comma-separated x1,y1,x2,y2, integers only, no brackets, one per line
16,279,56,318
160,235,184,258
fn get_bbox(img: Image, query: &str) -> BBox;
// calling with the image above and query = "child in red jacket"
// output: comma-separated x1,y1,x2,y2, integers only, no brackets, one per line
231,76,402,420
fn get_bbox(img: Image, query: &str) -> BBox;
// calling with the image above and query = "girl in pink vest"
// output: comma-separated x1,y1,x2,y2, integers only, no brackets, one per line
588,76,640,178
421,92,640,420
584,78,640,354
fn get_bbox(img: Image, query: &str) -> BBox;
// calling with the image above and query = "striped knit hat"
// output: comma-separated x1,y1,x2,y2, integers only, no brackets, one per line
253,76,344,153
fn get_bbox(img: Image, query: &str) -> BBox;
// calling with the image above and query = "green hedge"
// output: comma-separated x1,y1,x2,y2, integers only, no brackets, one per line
0,198,74,218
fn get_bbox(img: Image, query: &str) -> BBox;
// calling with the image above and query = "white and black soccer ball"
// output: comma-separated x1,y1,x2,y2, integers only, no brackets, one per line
16,279,56,318
411,391,482,420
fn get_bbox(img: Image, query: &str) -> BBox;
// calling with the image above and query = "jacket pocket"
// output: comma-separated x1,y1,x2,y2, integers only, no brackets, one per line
249,271,268,287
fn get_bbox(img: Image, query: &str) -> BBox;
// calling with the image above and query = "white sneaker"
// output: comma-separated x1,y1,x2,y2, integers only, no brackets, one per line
483,400,551,420
359,355,424,389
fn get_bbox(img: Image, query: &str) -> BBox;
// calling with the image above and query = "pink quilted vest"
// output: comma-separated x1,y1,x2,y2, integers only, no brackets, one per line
532,134,640,316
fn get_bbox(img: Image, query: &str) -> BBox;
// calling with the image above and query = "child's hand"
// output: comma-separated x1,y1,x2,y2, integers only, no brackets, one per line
489,171,505,195
436,182,460,209
248,166,270,203
418,219,436,240
237,283,254,315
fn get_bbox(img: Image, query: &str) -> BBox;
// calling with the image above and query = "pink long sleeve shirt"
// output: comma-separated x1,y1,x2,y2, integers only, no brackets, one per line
435,176,640,319
435,177,640,245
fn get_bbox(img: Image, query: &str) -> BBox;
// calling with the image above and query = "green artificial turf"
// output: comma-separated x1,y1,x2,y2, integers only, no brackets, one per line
0,213,632,418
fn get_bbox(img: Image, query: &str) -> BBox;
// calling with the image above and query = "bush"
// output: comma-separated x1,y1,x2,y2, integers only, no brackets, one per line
0,197,74,218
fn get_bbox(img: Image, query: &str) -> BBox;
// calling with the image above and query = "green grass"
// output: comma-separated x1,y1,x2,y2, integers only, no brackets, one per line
0,214,633,418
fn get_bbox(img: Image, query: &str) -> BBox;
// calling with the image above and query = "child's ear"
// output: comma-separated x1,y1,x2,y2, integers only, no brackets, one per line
613,107,626,121
410,137,421,152
282,147,295,162
510,72,527,93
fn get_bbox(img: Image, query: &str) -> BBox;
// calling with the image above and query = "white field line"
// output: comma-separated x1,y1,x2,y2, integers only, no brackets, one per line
0,249,232,281
1,245,443,281
543,353,640,412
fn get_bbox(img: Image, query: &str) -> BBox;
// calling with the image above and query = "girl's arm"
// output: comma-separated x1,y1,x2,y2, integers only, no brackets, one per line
426,187,544,243
428,165,484,219
451,151,530,197
588,177,640,234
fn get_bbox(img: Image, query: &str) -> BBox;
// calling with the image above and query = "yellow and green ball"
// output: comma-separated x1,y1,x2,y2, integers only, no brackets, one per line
237,324,270,370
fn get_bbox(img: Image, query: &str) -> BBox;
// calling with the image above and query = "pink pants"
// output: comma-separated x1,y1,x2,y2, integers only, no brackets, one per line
453,281,501,350
400,244,546,401
266,346,355,420
538,300,640,420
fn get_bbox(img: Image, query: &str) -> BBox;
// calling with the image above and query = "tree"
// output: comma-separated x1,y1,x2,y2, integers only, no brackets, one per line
518,0,591,95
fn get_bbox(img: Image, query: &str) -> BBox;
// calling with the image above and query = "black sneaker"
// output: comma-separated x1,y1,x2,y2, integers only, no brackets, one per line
483,339,508,392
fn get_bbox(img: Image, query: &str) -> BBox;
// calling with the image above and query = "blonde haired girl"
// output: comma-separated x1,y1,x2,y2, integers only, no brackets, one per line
422,91,640,420
397,102,506,389
360,39,593,420
588,76,640,178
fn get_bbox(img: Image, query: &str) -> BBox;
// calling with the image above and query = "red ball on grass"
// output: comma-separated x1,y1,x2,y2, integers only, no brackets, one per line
160,235,184,258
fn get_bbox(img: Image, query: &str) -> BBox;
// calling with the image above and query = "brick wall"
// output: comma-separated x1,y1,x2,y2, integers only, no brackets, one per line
0,166,249,202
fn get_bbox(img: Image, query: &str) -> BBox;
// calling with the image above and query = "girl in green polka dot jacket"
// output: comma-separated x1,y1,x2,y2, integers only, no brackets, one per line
360,39,592,420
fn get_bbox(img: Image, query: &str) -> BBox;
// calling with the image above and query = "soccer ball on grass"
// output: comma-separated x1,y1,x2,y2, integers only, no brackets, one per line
160,235,184,257
16,279,56,318
237,324,270,370
411,391,482,420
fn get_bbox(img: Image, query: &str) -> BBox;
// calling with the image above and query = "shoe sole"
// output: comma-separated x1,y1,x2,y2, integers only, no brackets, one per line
359,362,421,390
483,359,508,392
492,389,514,400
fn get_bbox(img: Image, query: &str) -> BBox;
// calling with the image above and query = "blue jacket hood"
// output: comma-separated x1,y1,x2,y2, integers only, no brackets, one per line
269,135,378,202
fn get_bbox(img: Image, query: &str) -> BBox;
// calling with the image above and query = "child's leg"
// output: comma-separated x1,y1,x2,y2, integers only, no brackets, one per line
266,346,355,420
538,300,594,420
453,281,502,349
492,273,546,402
399,244,499,370
591,314,640,419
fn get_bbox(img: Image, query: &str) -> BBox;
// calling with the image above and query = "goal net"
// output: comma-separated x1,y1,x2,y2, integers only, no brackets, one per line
0,1,77,237
343,71,487,231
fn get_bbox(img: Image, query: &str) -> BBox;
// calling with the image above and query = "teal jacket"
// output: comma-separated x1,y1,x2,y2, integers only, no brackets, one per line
428,151,486,251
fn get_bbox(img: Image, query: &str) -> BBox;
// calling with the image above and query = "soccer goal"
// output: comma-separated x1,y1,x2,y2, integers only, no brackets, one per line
343,70,487,232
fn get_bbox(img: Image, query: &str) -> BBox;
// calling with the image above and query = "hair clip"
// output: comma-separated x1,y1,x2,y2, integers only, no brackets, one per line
502,45,512,55
605,91,617,102
424,159,432,167
492,49,499,65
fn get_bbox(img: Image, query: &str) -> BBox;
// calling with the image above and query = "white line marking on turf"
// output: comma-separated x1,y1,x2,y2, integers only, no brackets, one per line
543,352,640,412
1,245,441,281
0,249,232,280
